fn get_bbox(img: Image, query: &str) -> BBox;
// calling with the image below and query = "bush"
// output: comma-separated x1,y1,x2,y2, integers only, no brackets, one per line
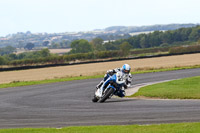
130,47,169,55
7,50,128,66
95,51,120,59
169,45,200,54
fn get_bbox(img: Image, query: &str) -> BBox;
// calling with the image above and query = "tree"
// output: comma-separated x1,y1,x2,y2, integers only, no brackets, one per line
160,43,169,47
90,38,105,51
104,43,119,50
60,40,71,48
24,42,35,50
7,53,17,60
42,41,50,47
140,36,148,48
70,39,93,53
189,27,200,41
127,37,141,48
179,28,192,41
49,42,61,49
0,46,16,56
161,31,173,44
17,41,25,49
148,31,162,47
0,56,6,65
40,48,50,57
120,42,132,56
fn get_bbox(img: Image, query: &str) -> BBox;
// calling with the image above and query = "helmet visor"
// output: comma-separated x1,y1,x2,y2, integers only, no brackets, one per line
123,69,130,74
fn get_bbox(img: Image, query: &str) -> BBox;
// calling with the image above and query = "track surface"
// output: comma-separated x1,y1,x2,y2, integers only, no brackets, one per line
0,68,200,128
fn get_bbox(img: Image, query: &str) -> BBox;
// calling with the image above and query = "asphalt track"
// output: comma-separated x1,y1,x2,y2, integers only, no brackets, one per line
0,68,200,128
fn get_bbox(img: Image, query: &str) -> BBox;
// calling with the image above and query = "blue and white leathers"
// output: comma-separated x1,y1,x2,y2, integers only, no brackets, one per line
95,71,127,98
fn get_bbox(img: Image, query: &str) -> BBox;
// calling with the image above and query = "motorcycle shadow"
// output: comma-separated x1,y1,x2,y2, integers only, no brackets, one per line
104,98,138,103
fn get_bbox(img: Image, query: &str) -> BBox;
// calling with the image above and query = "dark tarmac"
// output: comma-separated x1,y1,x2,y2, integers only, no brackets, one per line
0,68,200,128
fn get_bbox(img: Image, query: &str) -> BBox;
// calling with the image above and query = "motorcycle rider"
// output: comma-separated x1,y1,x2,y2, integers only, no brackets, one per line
96,64,132,98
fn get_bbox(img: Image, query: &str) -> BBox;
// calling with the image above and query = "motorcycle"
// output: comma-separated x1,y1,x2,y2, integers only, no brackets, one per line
92,72,126,103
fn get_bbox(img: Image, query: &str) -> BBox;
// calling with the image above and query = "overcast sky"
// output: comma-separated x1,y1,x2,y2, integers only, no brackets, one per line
0,0,200,37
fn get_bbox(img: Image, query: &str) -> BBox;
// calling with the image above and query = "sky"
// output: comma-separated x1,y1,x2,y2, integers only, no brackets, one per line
0,0,200,37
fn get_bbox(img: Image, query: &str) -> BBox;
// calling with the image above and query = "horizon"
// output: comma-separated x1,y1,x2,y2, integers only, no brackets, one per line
1,23,198,37
0,0,200,37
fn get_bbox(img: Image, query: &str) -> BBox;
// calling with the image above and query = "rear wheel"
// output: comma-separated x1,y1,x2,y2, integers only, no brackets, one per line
99,88,114,103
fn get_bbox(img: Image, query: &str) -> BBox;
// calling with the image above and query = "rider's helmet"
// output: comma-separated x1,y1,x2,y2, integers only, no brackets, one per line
122,64,131,74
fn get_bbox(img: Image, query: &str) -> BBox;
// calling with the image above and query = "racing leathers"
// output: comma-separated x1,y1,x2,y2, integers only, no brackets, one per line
96,68,132,97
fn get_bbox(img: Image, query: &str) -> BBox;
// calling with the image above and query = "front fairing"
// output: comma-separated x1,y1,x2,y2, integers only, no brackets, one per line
106,74,124,91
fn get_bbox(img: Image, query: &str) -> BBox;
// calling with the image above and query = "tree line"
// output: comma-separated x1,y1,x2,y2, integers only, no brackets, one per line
1,25,200,66
109,25,200,49
1,44,200,66
67,25,200,54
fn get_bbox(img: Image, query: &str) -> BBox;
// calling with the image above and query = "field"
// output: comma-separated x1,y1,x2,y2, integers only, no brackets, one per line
48,48,71,54
0,53,200,84
16,48,71,54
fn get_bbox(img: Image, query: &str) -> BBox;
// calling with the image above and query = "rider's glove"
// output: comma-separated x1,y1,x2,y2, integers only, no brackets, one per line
107,70,114,75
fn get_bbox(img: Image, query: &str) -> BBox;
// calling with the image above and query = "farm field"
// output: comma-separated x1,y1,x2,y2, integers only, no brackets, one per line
0,53,200,84
16,48,71,54
49,48,71,54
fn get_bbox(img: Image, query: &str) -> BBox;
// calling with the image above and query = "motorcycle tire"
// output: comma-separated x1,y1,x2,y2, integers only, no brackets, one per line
99,87,114,103
92,96,99,102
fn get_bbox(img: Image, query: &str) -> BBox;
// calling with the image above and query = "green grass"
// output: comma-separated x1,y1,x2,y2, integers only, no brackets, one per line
1,65,200,89
0,75,103,89
0,123,200,133
131,76,200,99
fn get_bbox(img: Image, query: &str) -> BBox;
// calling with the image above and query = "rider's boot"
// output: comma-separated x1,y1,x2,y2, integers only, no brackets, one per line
96,80,104,89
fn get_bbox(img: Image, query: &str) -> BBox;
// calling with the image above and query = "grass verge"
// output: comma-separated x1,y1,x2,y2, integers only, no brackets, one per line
0,74,103,89
0,123,200,133
0,65,200,89
131,76,200,99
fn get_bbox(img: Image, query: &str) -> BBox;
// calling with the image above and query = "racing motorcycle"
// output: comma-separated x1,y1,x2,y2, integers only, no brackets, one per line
92,72,126,103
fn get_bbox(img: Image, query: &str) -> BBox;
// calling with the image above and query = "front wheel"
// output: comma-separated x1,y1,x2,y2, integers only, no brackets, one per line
99,87,114,103
92,96,99,102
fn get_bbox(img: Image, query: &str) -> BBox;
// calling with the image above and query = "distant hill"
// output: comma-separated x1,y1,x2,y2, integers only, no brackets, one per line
0,23,198,48
104,24,197,33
